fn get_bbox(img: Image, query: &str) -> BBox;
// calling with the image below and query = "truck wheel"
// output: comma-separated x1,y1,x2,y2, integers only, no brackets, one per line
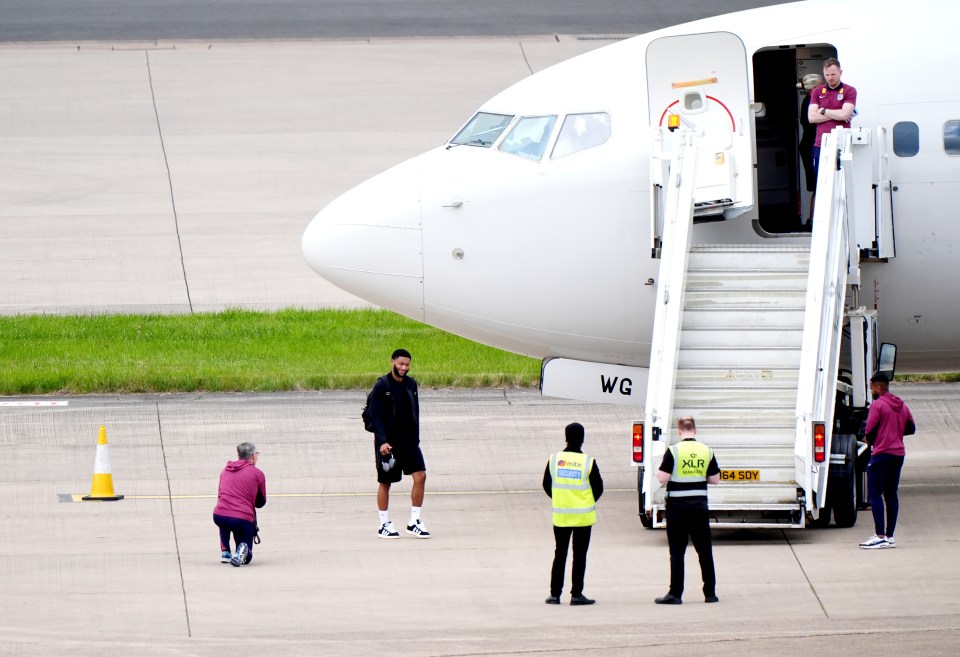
829,434,858,528
638,467,653,528
811,501,832,527
640,494,653,528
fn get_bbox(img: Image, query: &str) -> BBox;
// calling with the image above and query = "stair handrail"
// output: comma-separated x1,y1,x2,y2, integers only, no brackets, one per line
643,128,698,500
875,126,897,258
795,128,855,514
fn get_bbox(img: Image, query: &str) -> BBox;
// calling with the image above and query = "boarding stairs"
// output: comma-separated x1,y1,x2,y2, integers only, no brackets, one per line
673,243,808,523
644,128,863,528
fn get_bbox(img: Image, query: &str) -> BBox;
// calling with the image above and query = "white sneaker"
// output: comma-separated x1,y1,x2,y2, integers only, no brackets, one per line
886,537,896,548
378,522,400,539
406,519,431,538
859,534,891,549
230,542,249,566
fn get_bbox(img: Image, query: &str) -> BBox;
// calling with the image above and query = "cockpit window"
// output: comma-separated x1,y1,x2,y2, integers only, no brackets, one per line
551,112,612,159
497,115,557,161
449,112,514,148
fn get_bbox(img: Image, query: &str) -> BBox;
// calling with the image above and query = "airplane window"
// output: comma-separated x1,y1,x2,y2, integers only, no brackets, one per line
892,121,920,157
498,115,557,161
551,112,612,159
449,112,514,148
944,121,960,156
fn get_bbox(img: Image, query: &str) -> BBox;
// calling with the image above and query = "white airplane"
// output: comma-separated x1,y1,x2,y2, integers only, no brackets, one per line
303,0,960,528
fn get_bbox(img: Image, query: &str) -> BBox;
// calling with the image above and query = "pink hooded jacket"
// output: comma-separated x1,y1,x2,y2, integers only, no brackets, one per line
213,459,266,522
864,392,916,457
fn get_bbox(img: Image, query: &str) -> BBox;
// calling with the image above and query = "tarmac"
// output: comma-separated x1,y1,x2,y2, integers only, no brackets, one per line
0,35,604,315
3,384,960,656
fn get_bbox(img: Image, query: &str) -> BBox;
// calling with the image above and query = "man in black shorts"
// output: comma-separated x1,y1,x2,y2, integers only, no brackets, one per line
369,348,430,539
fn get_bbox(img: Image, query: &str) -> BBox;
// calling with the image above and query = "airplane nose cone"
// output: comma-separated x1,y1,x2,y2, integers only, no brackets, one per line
302,157,423,319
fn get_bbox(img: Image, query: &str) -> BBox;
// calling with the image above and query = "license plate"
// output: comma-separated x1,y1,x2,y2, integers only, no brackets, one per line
720,469,760,482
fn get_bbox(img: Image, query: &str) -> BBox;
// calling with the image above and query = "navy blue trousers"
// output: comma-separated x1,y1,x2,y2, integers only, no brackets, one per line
213,513,255,563
867,453,905,537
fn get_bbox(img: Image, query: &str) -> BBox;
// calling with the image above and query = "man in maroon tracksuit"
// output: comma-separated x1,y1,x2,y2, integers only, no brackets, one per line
213,442,267,566
859,374,915,549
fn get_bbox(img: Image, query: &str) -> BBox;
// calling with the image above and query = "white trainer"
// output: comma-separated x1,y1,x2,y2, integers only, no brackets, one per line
378,522,400,539
859,534,891,549
230,542,249,566
406,519,431,539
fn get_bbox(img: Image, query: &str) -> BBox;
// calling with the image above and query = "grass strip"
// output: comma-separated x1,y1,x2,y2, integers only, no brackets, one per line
0,308,541,394
895,372,960,383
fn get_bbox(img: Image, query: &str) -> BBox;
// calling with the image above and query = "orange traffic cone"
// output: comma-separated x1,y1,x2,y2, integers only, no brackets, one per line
82,425,124,501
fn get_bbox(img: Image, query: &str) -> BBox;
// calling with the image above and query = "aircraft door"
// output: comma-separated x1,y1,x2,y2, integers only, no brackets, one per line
646,32,755,216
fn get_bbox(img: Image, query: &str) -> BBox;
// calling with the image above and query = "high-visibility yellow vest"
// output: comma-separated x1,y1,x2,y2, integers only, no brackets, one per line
667,440,713,499
550,451,597,527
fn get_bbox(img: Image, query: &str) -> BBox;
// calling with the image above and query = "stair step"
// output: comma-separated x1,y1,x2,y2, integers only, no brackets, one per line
683,308,806,328
690,244,810,252
708,483,801,505
676,424,795,436
655,427,796,446
686,271,808,291
688,245,810,271
675,368,799,387
714,447,795,462
673,387,798,408
680,327,803,349
678,348,802,369
670,405,794,424
684,289,807,308
690,430,796,444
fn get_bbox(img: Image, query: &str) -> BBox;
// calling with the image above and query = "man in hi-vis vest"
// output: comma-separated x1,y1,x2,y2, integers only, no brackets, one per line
542,422,604,606
655,416,720,604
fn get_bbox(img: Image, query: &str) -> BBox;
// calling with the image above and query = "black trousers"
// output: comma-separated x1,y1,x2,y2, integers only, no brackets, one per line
550,525,592,597
666,506,715,598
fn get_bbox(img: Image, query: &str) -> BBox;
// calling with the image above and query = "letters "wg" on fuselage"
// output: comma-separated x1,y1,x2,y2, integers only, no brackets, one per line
600,375,632,396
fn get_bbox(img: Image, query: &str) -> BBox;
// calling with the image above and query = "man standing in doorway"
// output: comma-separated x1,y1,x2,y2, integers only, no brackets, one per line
808,57,857,186
655,417,720,605
369,348,430,539
860,373,916,549
543,422,603,606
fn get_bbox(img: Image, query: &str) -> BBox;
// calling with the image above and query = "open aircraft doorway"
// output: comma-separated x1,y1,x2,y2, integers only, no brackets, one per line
753,44,837,236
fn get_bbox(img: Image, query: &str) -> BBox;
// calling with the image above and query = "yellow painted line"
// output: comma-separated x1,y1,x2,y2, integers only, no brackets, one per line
64,488,635,502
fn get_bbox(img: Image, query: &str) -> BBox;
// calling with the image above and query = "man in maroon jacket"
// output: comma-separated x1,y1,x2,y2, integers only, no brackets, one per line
859,374,915,550
213,442,267,566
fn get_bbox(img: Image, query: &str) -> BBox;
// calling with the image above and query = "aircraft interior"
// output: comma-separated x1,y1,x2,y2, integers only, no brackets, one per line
753,44,838,235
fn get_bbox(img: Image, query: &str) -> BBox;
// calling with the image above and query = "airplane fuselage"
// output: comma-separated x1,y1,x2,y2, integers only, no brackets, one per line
303,0,960,373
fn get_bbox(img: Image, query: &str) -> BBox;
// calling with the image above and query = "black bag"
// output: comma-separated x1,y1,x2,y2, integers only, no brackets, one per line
361,389,376,432
361,376,389,432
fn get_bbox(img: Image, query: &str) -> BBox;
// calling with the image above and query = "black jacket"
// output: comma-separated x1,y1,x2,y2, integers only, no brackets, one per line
369,373,419,448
